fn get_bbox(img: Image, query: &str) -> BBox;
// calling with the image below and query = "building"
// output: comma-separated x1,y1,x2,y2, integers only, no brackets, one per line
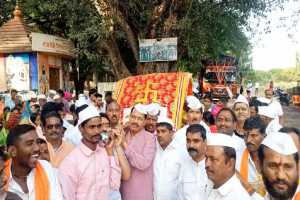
0,6,75,93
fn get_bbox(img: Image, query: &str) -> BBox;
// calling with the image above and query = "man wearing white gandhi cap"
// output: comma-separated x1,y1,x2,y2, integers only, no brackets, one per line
258,132,300,200
153,117,181,200
121,103,156,200
258,106,282,135
204,133,251,200
173,96,211,154
145,103,161,134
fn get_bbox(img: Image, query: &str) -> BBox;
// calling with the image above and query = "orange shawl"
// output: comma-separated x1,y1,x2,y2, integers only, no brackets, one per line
4,159,50,200
240,149,250,182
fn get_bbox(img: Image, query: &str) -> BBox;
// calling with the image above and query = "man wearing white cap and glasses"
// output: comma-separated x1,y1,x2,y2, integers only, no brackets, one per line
258,132,300,200
204,133,251,200
120,103,156,200
153,117,181,200
173,96,210,153
58,106,121,200
145,103,161,134
178,124,208,200
258,106,282,135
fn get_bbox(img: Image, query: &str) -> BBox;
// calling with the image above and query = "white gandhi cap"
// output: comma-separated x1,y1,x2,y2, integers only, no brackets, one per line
133,103,148,115
78,106,100,126
157,116,174,128
234,95,249,106
146,103,161,116
186,96,204,110
207,133,237,152
258,106,276,119
262,131,298,155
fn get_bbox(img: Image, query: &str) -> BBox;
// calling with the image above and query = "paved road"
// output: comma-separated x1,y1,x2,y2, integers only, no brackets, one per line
283,105,300,129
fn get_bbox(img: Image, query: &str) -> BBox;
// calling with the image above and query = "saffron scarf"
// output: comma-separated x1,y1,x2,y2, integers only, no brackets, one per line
4,159,50,200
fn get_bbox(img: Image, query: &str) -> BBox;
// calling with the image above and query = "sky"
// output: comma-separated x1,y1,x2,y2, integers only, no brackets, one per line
250,0,300,70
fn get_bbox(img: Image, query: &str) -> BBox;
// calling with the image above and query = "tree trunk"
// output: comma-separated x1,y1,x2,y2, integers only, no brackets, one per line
104,36,131,79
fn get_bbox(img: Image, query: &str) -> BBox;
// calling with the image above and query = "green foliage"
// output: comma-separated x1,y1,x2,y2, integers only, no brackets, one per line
0,0,290,81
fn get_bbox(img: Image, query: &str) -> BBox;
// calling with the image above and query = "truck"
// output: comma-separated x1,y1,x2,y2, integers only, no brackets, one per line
199,55,240,99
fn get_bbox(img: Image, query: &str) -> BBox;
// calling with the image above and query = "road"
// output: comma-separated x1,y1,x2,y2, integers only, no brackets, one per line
283,105,300,129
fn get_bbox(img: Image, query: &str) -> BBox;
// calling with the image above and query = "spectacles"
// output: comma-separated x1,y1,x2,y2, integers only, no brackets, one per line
45,124,62,130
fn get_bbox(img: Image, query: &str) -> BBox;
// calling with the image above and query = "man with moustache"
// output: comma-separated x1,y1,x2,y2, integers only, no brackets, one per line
120,104,156,200
5,124,62,199
42,111,74,168
145,103,160,134
174,96,210,152
237,116,267,197
178,124,208,200
107,101,122,129
205,133,251,200
58,106,121,200
258,132,300,200
153,117,181,200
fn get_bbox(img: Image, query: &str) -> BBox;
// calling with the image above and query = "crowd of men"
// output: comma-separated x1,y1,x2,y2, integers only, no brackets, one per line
0,87,299,200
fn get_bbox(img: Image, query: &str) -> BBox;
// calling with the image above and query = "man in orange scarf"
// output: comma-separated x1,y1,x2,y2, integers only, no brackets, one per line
5,124,62,200
237,116,266,197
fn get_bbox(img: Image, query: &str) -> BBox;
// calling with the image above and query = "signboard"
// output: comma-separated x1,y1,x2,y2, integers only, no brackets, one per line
5,53,30,91
31,32,75,58
139,38,177,62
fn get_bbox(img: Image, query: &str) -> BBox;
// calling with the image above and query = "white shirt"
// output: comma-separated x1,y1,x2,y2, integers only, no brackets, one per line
153,140,181,200
232,134,246,162
205,174,251,200
178,157,207,200
269,99,283,117
64,125,82,146
8,160,63,200
265,119,282,135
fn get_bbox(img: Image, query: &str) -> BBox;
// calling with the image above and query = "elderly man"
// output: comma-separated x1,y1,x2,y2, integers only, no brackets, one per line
153,117,181,200
120,104,156,200
174,96,210,151
58,106,121,200
5,124,62,199
205,133,251,200
237,116,267,197
258,132,300,199
233,95,250,138
258,106,282,135
145,103,161,134
178,124,208,200
42,111,74,168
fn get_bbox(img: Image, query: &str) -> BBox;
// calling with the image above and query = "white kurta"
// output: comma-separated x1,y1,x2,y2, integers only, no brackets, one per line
63,124,82,146
265,119,282,135
8,160,63,200
205,174,251,200
153,140,181,200
178,157,207,200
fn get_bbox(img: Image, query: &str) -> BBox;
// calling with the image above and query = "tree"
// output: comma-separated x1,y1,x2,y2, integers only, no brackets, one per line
1,0,290,82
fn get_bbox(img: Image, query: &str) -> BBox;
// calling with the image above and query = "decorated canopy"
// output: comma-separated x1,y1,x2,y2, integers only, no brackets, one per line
113,72,193,128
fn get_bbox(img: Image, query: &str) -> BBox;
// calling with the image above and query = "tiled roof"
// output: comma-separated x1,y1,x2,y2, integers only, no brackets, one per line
0,6,32,53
